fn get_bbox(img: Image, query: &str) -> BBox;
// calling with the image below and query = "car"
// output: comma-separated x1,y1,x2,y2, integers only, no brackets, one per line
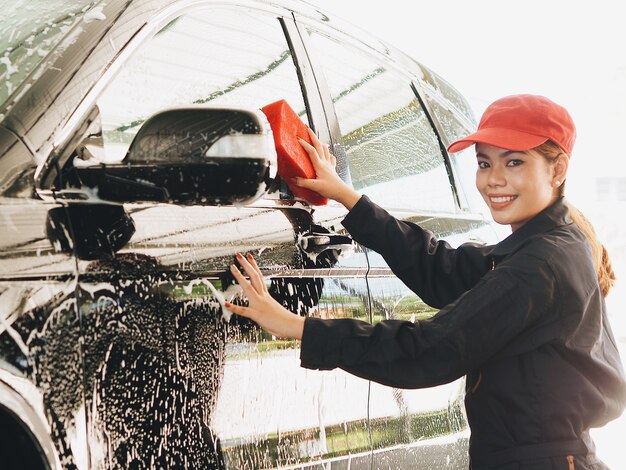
0,0,501,468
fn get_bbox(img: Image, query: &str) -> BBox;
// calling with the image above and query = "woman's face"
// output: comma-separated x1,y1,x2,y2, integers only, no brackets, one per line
475,143,559,231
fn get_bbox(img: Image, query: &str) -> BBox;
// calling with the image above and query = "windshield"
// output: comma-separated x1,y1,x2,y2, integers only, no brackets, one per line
0,0,100,111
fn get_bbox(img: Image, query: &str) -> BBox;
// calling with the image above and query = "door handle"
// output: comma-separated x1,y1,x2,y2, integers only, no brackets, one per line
297,231,354,260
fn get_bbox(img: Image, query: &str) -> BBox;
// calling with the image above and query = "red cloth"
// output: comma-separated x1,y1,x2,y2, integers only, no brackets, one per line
261,100,328,205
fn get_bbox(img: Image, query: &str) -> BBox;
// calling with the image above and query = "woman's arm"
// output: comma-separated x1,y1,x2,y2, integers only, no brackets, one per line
343,196,493,307
294,128,493,307
300,252,560,388
227,251,559,389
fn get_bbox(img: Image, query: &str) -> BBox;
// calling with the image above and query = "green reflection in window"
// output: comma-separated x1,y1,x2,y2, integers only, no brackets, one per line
372,295,438,324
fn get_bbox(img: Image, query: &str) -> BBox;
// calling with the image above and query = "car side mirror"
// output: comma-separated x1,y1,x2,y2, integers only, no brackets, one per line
73,106,277,205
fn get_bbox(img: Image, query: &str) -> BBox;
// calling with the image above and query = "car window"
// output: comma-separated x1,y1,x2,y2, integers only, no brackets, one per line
0,0,99,111
304,28,456,213
93,7,307,164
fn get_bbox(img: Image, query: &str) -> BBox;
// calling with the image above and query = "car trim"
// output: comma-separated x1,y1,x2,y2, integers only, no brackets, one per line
411,81,462,209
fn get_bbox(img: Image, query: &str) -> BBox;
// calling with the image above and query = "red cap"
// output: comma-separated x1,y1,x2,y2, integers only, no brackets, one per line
447,94,576,156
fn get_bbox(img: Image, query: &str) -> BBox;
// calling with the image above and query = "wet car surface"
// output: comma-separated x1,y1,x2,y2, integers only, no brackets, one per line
0,0,501,468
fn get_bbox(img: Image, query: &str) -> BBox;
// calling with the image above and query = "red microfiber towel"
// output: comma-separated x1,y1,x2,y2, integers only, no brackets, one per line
261,99,328,206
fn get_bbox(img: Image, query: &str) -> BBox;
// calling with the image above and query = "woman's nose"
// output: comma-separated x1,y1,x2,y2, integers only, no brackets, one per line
488,166,506,186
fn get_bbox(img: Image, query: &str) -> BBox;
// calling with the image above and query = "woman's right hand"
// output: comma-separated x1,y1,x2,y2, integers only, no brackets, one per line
224,253,305,340
294,128,361,210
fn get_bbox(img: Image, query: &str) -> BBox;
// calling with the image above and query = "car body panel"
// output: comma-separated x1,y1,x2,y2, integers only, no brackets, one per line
0,0,499,468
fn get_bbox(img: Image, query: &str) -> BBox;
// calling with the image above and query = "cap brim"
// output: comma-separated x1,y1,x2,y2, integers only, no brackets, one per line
447,127,549,153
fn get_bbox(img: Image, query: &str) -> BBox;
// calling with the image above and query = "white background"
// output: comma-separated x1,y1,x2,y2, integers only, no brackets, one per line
306,0,626,466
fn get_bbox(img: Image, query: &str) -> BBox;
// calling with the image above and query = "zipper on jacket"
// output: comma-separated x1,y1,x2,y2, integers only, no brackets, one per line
491,257,495,270
566,455,575,470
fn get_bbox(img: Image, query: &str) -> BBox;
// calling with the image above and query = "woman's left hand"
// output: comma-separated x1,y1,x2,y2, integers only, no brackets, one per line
225,253,305,340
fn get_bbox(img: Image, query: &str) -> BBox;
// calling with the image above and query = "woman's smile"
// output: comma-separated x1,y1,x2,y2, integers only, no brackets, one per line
488,194,518,209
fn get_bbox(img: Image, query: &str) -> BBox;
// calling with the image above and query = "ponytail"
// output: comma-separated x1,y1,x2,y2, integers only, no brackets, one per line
566,203,616,297
535,141,616,297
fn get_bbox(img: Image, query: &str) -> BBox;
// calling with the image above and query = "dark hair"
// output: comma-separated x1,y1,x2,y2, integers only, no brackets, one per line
534,141,616,297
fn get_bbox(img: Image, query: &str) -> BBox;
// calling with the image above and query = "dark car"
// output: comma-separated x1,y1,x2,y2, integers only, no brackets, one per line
0,0,501,468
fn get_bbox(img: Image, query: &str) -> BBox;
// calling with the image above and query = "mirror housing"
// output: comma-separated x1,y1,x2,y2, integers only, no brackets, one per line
73,106,277,205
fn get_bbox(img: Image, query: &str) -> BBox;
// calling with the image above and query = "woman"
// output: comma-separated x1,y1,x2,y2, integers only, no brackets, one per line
225,94,626,469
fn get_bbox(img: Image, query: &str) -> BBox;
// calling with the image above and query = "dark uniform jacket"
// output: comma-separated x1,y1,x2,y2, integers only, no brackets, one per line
300,196,626,468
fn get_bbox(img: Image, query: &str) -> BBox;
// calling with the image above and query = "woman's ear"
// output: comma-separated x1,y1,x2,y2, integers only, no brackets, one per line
553,153,569,188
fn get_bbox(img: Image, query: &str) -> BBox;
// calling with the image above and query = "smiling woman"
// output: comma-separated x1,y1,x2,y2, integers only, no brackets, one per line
228,94,626,469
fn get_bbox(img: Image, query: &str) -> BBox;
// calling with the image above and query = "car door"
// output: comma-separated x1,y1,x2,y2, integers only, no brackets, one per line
43,3,374,468
297,17,501,468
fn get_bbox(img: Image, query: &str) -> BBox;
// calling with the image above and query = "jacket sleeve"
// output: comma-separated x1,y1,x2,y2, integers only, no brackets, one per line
300,252,559,389
342,195,493,308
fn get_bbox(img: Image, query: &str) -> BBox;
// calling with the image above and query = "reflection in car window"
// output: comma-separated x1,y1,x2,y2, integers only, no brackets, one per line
95,7,307,163
305,29,456,213
0,0,99,110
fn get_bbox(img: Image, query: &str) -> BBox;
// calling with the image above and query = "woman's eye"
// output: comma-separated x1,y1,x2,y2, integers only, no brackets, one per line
477,161,489,169
506,159,523,167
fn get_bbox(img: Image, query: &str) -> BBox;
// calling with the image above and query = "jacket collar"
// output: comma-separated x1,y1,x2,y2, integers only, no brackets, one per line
491,198,572,257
